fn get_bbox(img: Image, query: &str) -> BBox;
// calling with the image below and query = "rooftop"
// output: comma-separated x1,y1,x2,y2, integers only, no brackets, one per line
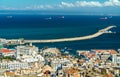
43,48,61,54
0,48,15,53
92,49,117,54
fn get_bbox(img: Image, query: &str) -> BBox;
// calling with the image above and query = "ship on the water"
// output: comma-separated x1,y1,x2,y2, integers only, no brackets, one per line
45,17,52,20
58,16,64,19
100,17,108,20
6,16,13,19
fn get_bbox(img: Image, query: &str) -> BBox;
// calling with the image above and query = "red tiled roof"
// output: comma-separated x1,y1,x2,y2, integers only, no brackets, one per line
93,49,117,54
78,59,85,64
0,48,15,53
80,52,85,54
108,50,116,54
74,75,79,77
82,52,96,58
106,73,114,77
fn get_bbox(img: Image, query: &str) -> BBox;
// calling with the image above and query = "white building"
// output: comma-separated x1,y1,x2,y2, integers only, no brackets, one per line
21,56,38,63
42,48,61,57
0,61,30,70
112,54,120,64
51,58,73,71
100,52,111,61
51,59,62,71
19,55,45,64
35,55,45,62
112,54,120,77
15,44,38,59
76,50,90,56
0,38,7,44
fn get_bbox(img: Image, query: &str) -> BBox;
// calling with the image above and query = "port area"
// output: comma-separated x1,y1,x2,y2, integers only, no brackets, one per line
24,25,116,43
99,25,116,34
0,25,116,44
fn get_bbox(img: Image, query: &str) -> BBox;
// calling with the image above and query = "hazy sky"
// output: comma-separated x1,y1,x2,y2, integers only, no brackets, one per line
0,0,120,15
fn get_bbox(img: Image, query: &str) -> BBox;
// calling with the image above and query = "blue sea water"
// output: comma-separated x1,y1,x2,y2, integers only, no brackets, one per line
0,14,120,50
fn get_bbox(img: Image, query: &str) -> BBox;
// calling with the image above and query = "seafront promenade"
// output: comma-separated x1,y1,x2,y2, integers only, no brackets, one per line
24,26,116,43
5,25,116,44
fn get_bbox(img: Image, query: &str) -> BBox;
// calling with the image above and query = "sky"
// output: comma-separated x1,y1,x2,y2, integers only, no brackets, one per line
0,0,120,15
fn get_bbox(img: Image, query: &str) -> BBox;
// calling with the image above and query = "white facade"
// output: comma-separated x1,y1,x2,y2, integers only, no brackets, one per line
20,55,45,63
1,52,15,56
51,59,62,71
15,45,38,59
21,58,38,63
100,52,111,60
77,50,90,56
112,54,120,64
0,62,30,70
51,58,73,71
42,48,61,57
0,38,7,44
0,48,16,57
35,55,45,62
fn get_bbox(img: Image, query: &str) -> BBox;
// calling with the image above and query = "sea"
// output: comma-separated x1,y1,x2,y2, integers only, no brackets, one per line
0,14,120,53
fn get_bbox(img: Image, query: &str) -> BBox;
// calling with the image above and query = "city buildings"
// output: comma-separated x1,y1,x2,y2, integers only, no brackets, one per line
0,42,119,77
0,61,30,70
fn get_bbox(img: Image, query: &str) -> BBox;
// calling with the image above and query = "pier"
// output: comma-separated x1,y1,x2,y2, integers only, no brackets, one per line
6,26,116,44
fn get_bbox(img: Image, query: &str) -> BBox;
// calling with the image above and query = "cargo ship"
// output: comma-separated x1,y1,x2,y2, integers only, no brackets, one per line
100,17,108,20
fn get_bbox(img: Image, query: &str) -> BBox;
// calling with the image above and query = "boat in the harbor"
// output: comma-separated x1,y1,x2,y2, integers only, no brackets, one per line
45,17,52,20
58,16,64,19
100,17,108,20
6,16,13,19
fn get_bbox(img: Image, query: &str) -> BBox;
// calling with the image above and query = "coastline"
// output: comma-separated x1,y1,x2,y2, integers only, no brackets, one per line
24,26,116,43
